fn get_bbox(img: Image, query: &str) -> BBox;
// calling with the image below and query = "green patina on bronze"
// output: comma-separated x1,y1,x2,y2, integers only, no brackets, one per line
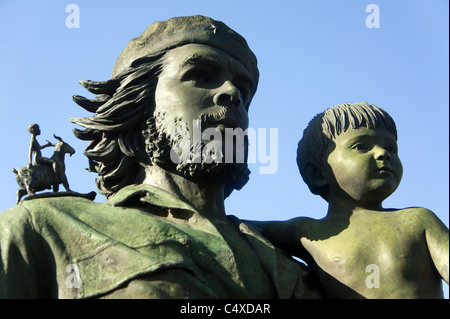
254,102,449,298
1,15,321,299
1,184,318,298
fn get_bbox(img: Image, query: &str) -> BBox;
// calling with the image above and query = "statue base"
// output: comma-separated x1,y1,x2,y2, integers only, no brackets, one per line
21,191,97,202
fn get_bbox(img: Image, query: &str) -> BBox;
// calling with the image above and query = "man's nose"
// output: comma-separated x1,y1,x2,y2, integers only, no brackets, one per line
213,81,242,108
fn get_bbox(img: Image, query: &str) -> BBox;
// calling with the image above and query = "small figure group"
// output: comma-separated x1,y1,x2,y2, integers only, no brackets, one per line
12,124,74,202
27,124,58,174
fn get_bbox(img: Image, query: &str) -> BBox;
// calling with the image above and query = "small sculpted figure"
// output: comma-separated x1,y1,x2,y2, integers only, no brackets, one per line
12,124,74,202
253,102,449,298
27,123,55,170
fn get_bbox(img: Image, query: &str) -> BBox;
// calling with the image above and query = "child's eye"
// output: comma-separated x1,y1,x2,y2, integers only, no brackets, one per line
351,143,369,152
385,144,397,154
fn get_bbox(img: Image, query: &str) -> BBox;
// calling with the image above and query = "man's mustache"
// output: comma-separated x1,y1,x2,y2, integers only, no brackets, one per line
197,106,243,129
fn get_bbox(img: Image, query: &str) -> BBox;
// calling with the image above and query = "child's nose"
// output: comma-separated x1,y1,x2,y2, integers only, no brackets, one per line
374,146,391,161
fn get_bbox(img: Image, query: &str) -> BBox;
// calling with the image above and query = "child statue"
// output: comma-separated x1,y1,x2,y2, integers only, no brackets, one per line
253,102,449,298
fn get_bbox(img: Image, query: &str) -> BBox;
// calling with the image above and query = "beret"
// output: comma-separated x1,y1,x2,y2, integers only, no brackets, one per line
111,15,259,85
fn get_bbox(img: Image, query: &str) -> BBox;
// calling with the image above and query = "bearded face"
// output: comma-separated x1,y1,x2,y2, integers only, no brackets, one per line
143,109,250,197
71,16,259,198
141,43,254,196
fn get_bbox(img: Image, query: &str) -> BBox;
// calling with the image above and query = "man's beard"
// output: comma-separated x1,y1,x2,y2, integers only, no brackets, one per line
143,113,250,198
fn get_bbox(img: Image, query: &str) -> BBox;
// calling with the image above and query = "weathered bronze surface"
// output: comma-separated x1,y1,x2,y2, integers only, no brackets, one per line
12,124,95,203
0,16,320,299
254,102,449,298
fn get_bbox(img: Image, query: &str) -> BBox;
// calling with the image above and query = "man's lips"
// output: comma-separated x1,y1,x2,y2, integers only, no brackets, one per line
208,116,241,129
198,105,247,130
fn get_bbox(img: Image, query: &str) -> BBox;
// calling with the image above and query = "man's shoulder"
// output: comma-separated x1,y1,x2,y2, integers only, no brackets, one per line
285,216,322,237
1,193,142,232
0,194,103,235
1,192,195,253
0,194,200,299
8,193,165,226
15,193,101,216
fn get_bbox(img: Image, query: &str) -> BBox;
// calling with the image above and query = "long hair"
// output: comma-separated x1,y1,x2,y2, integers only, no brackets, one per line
70,53,166,197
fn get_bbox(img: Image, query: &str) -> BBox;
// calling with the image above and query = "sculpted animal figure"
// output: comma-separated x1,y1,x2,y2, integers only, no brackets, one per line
13,134,75,203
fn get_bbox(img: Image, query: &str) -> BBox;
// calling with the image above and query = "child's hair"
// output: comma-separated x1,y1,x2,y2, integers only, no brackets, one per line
297,102,398,201
27,123,40,134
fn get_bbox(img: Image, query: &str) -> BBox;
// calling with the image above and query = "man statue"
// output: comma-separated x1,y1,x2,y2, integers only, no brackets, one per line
0,15,321,299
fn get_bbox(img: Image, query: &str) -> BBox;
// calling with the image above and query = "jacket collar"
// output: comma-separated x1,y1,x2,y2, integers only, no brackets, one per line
107,184,197,213
106,184,304,298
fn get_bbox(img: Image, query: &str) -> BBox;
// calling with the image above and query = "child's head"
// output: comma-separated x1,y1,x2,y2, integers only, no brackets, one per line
27,123,41,135
297,102,398,201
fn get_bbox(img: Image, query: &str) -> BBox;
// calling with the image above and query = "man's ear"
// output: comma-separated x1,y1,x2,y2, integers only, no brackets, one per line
304,162,327,188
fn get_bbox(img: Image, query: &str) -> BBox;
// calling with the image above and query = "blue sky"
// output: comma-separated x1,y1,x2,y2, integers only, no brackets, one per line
0,0,448,298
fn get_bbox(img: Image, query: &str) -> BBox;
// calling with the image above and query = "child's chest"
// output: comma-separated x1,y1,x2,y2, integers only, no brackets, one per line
300,215,430,294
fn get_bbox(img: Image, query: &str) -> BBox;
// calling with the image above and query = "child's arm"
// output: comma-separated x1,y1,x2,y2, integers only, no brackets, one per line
247,217,312,260
40,140,54,149
421,208,449,284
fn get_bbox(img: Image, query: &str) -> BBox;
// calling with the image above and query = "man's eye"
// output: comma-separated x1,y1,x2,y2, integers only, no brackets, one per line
352,143,369,152
191,66,218,83
191,69,210,82
237,85,250,105
182,68,212,83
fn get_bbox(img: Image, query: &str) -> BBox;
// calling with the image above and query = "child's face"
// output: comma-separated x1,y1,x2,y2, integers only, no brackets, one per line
324,127,403,206
30,125,41,135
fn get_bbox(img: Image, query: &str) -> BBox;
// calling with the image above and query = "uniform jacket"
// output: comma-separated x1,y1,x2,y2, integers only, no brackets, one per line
0,184,320,299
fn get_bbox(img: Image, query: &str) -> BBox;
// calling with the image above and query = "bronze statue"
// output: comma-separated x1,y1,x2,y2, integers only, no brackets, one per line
27,124,56,170
13,124,74,203
0,16,321,299
253,102,449,298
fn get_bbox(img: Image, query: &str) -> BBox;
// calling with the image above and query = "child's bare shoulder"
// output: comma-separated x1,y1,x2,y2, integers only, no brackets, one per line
388,206,440,229
394,206,435,219
402,207,445,227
